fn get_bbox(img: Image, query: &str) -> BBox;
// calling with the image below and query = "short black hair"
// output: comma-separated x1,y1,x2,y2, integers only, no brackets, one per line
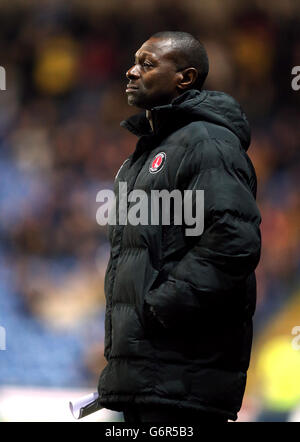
150,31,209,91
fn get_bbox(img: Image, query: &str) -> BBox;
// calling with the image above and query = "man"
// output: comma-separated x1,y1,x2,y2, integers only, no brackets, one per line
97,31,261,423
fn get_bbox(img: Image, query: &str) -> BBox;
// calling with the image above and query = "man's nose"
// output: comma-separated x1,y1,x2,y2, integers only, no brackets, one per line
126,64,140,80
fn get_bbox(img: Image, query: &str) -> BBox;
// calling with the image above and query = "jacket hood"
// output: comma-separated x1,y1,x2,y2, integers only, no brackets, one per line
121,89,251,151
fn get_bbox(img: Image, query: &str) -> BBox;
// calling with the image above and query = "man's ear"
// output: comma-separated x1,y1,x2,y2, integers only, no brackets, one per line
177,67,198,91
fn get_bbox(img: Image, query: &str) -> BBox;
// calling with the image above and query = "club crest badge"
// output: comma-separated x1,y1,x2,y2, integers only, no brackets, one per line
149,152,166,174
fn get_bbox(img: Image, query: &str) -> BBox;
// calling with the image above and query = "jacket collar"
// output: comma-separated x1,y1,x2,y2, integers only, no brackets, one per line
120,90,206,138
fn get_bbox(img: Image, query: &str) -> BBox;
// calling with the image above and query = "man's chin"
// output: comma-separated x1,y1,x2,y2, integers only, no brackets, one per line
127,92,149,109
127,96,144,108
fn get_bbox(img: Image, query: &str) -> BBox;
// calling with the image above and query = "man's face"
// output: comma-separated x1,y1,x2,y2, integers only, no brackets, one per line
125,37,181,109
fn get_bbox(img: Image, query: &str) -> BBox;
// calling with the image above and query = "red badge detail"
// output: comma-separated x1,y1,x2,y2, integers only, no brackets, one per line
149,152,166,173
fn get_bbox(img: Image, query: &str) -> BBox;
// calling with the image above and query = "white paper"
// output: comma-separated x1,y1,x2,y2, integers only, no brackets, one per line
69,391,102,419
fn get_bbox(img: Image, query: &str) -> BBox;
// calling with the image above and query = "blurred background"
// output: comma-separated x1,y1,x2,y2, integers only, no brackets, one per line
0,0,300,422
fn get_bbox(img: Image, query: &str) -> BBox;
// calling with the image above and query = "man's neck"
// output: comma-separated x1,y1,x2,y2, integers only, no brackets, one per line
146,110,154,132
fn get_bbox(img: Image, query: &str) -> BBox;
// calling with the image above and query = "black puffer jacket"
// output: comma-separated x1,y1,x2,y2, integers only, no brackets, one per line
98,89,261,421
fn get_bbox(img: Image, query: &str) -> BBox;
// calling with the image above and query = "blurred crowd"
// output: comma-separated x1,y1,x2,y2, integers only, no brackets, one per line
0,0,300,421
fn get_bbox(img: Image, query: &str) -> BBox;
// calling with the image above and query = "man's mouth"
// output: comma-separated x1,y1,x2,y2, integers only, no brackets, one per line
126,84,139,92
